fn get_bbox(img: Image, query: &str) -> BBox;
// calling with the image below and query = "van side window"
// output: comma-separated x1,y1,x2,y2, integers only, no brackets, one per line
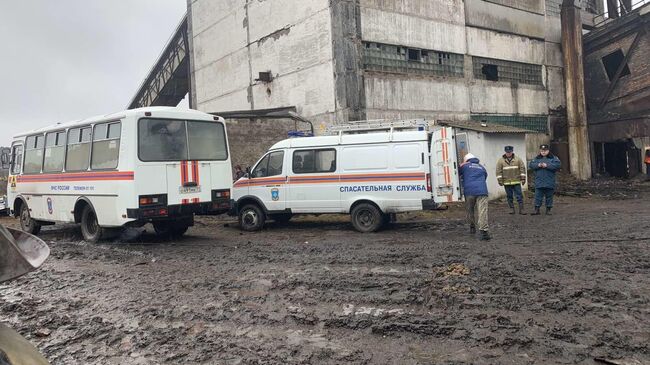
43,131,66,172
66,126,92,171
252,151,284,178
24,135,45,174
292,149,336,174
92,122,121,169
11,145,23,175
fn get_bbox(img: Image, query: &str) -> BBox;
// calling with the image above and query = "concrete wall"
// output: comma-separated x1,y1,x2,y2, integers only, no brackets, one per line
188,0,336,118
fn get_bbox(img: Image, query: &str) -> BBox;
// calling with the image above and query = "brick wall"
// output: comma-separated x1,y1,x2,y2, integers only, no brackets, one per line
225,118,300,176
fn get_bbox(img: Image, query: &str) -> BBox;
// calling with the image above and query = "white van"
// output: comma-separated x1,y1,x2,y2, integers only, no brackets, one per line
231,120,462,232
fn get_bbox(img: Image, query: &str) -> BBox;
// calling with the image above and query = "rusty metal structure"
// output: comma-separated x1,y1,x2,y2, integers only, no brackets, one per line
561,0,593,180
127,15,190,110
583,2,650,177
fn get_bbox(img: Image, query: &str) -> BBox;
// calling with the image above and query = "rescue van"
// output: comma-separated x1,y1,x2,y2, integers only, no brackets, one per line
1,107,232,242
231,120,462,232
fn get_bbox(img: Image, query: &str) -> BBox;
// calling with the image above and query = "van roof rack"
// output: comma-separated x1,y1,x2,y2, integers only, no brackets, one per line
326,119,430,135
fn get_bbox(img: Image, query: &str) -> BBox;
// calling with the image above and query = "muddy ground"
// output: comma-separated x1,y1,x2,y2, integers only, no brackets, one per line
1,186,649,364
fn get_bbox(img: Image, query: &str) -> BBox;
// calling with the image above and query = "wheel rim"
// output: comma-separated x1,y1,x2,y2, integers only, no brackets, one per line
358,208,375,228
87,211,99,236
242,210,258,227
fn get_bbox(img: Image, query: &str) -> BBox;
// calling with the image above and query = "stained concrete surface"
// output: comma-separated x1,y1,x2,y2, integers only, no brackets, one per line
1,190,649,364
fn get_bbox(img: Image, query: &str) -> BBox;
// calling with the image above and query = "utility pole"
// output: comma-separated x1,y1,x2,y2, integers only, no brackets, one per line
561,0,592,180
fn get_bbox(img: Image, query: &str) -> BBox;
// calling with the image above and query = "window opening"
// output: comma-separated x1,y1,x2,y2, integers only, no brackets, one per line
43,131,66,172
293,149,337,174
601,49,630,82
482,64,499,81
91,122,121,169
23,135,44,174
66,126,92,171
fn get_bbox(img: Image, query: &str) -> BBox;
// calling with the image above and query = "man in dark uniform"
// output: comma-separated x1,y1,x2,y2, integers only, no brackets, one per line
528,144,561,215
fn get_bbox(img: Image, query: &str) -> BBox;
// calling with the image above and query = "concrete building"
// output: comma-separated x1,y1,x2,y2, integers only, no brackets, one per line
185,0,601,162
583,3,650,178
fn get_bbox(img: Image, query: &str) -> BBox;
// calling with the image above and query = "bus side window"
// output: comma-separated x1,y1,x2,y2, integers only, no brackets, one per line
91,122,121,169
43,131,66,172
11,145,23,175
66,126,92,171
24,135,44,174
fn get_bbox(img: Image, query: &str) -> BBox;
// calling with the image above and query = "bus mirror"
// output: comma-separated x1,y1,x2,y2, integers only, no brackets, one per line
0,150,9,169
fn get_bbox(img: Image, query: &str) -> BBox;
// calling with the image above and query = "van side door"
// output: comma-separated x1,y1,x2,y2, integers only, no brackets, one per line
287,148,340,212
248,150,287,212
430,126,461,203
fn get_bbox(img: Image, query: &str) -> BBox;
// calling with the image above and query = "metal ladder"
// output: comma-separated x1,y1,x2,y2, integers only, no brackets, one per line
325,119,430,135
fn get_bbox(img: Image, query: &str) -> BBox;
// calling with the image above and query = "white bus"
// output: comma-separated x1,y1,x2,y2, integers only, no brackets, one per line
1,107,232,242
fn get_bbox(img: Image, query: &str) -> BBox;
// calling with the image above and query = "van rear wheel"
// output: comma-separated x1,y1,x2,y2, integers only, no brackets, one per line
351,203,382,233
239,204,265,231
20,203,41,235
80,205,102,243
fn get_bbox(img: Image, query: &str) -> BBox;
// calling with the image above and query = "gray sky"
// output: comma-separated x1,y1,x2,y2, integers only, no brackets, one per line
0,1,187,147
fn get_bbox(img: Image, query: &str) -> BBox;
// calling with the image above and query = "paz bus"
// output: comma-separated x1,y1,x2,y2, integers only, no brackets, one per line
1,107,232,242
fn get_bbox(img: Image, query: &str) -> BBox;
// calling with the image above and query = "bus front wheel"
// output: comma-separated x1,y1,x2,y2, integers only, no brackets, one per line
80,205,102,243
20,203,41,235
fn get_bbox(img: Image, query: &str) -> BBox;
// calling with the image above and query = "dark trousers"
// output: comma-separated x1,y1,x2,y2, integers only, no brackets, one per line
534,188,554,208
504,184,523,206
646,163,650,178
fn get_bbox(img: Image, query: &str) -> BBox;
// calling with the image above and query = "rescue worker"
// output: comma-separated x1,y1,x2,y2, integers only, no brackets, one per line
459,153,491,241
496,146,527,215
233,165,245,181
645,149,650,180
528,144,561,215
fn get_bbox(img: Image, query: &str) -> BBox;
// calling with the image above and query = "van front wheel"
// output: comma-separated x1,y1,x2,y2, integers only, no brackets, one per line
351,203,382,233
239,204,265,231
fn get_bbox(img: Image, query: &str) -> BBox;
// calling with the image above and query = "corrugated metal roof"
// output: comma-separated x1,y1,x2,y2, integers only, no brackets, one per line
436,120,537,134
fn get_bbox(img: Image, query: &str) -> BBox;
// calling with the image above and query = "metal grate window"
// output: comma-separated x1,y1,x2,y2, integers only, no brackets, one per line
472,57,543,86
363,42,465,78
470,115,548,133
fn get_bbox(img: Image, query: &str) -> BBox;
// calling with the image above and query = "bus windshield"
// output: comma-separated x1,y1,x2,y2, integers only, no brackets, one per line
138,118,228,162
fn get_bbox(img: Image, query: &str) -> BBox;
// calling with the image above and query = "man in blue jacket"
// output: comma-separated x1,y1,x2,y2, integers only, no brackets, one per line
528,144,561,215
459,153,491,240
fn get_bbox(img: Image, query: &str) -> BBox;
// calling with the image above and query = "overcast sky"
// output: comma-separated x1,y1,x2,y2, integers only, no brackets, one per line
0,1,187,147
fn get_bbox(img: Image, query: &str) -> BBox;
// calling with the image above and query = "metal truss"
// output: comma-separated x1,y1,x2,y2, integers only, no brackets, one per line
127,15,189,109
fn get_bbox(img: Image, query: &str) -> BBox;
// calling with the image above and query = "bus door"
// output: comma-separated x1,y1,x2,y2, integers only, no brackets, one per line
167,161,212,205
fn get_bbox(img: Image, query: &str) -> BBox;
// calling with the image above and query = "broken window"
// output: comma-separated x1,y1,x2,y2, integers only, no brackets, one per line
472,57,543,86
407,48,421,62
601,49,631,82
470,114,549,133
362,42,464,78
481,64,499,81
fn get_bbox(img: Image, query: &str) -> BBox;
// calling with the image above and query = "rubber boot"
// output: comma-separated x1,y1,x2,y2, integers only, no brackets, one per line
479,230,491,241
518,203,527,215
508,204,515,215
470,225,476,234
531,206,541,215
545,207,552,215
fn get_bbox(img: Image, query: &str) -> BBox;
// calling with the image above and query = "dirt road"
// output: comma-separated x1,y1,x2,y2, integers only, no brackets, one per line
1,192,649,364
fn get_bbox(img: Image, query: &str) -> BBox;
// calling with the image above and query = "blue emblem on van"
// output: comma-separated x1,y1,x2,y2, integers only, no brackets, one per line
271,188,279,201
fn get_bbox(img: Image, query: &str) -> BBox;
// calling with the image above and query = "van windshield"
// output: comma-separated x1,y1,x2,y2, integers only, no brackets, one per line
138,118,228,162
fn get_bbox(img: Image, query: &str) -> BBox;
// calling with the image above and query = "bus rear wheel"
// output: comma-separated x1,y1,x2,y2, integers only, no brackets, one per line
20,203,41,235
351,203,383,233
80,205,102,243
153,222,189,238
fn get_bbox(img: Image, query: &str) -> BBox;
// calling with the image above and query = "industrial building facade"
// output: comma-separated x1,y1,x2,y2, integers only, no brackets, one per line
186,0,601,156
